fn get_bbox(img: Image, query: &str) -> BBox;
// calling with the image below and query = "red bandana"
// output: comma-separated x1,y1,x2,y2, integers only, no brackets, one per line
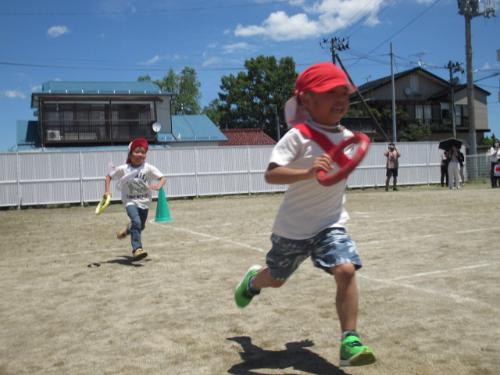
126,138,149,163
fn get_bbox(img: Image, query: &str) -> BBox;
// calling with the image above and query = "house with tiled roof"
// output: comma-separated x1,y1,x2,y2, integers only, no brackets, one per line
16,80,226,150
219,128,276,146
350,67,490,145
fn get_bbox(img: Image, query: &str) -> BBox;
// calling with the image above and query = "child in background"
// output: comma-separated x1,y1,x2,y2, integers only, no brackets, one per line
234,62,375,367
103,138,165,260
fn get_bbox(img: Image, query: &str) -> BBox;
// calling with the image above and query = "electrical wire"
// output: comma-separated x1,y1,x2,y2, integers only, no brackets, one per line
0,1,288,16
346,0,444,68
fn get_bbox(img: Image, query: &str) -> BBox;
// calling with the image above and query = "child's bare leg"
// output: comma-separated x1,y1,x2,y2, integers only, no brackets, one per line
331,263,358,332
251,267,286,289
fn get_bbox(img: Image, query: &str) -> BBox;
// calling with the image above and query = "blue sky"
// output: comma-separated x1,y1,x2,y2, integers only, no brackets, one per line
0,0,498,151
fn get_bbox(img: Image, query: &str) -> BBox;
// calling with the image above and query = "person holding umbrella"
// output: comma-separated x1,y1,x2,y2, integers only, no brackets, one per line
447,145,462,189
438,138,463,189
440,150,449,187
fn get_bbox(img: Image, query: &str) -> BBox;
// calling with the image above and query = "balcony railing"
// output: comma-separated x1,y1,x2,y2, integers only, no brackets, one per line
43,120,156,144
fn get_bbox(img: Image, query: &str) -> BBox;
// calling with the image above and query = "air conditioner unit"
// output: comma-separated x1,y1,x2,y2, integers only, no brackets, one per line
46,130,61,141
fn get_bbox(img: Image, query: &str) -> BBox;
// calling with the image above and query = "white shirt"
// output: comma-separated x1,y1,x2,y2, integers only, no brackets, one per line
489,147,500,163
269,121,353,240
109,162,163,209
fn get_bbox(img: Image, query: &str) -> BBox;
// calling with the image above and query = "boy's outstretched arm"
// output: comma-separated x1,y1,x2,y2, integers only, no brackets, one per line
264,154,332,185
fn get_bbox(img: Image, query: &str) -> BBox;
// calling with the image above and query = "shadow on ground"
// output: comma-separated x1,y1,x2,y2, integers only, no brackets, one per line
227,336,349,375
87,255,151,268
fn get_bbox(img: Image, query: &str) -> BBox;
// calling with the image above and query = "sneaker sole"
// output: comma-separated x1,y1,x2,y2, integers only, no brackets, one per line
234,265,262,308
132,252,148,261
340,349,376,367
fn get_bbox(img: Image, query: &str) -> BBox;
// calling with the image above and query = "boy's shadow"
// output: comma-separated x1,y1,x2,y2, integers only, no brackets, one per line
227,336,349,375
87,255,151,268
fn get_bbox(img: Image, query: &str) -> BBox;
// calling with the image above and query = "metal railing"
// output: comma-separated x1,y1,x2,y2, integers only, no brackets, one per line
43,120,155,144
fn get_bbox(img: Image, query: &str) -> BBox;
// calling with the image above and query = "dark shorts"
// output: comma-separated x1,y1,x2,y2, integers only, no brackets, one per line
266,228,362,281
386,168,398,178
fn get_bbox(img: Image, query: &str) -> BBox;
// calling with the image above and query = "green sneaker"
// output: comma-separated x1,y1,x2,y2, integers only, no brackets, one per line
339,333,376,367
234,265,262,308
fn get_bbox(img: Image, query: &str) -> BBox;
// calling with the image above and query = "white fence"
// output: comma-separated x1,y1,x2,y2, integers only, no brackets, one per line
0,142,451,208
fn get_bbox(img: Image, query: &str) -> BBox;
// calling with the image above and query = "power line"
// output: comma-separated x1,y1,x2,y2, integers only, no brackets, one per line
0,1,287,16
0,60,245,72
347,0,443,68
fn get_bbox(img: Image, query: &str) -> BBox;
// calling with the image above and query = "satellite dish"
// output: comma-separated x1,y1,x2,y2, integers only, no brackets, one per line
404,87,412,96
152,122,162,133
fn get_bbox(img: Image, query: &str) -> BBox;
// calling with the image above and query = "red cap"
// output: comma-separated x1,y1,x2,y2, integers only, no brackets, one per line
294,62,354,95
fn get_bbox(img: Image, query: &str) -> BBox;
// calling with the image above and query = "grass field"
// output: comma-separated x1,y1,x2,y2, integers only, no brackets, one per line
1,184,499,375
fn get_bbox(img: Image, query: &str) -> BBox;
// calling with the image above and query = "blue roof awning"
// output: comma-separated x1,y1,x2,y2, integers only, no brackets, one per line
171,115,226,142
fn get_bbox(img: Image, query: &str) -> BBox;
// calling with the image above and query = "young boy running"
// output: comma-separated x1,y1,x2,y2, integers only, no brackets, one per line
234,62,375,367
103,138,165,260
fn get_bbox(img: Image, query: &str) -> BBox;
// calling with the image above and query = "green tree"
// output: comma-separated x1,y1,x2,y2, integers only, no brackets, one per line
398,122,431,141
206,55,297,140
140,67,201,115
481,134,496,147
202,98,222,125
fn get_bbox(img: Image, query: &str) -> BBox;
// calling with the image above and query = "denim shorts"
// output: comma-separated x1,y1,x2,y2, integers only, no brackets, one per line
266,228,362,280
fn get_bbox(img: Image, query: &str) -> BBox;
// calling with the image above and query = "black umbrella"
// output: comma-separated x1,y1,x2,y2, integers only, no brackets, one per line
439,138,462,151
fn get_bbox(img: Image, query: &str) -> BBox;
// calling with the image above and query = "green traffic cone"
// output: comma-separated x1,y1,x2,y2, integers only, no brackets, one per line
155,187,172,223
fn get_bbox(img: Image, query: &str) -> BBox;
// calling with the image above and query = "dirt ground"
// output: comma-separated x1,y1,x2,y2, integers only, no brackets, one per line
1,184,499,375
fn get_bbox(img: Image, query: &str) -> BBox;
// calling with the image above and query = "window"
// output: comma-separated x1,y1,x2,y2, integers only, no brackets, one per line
440,102,450,120
415,104,432,124
415,104,424,121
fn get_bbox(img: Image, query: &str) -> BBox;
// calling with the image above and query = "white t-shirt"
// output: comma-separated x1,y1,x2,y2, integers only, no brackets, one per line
109,162,163,209
489,147,500,163
269,121,354,240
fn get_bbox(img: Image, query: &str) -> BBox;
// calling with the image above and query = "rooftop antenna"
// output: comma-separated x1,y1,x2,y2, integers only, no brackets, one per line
410,51,427,67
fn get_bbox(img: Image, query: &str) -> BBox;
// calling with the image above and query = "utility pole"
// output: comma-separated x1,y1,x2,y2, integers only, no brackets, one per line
320,37,389,141
271,104,281,140
457,0,496,155
446,61,464,138
390,42,397,143
320,37,349,64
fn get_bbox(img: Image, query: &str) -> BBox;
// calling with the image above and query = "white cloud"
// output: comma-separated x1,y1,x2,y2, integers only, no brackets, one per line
31,85,42,92
234,0,386,41
47,25,69,38
143,54,161,65
202,56,222,67
2,90,26,99
140,53,184,65
223,42,253,54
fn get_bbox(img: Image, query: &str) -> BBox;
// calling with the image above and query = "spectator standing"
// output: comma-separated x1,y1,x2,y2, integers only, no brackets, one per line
488,141,500,188
447,145,461,189
440,150,449,187
384,143,401,191
458,149,465,187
